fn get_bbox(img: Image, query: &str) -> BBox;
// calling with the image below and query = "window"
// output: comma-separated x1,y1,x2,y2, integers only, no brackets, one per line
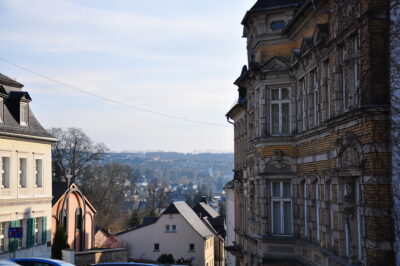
271,20,286,30
20,102,28,126
35,159,43,188
0,98,3,123
172,225,176,231
270,88,290,135
154,243,159,252
300,80,307,131
322,61,330,120
165,225,170,231
62,210,67,231
75,208,82,231
271,181,292,235
1,157,10,189
315,184,321,242
354,35,360,106
34,218,42,245
338,46,349,111
312,70,320,127
189,243,195,251
19,158,27,188
0,222,5,252
303,183,308,237
18,219,23,248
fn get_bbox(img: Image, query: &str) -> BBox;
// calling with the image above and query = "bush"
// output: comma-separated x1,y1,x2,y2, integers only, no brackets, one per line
157,253,175,264
51,225,69,259
176,257,192,264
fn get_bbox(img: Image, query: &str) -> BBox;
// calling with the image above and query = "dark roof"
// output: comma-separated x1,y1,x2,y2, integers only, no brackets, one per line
0,73,56,141
0,85,7,96
250,0,304,11
8,91,32,101
242,0,305,25
142,216,158,226
193,202,220,219
52,182,69,205
163,201,214,238
0,73,23,88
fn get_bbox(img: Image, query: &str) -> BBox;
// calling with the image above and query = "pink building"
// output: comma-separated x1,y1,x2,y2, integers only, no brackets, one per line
95,228,122,249
52,183,96,251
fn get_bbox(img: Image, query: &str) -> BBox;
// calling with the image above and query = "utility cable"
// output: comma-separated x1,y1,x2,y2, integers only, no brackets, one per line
0,57,231,128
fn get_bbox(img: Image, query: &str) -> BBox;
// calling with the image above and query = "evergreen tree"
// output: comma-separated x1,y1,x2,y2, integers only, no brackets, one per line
51,225,69,259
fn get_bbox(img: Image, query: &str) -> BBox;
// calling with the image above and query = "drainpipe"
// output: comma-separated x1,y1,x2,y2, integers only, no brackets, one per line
226,117,234,125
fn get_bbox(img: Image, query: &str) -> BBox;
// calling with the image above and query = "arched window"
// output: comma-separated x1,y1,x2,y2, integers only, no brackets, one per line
75,208,82,231
62,209,67,232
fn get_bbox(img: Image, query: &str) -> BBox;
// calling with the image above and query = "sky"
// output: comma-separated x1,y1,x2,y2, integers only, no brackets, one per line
0,0,254,153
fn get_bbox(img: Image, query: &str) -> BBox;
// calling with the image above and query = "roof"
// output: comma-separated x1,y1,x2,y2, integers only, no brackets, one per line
163,201,215,238
250,0,304,11
0,73,23,88
0,73,56,141
242,0,305,25
52,183,97,213
193,202,220,219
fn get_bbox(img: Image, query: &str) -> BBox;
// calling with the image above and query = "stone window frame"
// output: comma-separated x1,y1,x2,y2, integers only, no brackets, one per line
18,154,28,189
20,102,29,126
0,151,11,189
34,155,44,188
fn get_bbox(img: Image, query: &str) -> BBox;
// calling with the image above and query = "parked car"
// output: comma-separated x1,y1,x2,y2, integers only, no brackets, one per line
92,263,157,266
11,258,74,266
0,261,20,266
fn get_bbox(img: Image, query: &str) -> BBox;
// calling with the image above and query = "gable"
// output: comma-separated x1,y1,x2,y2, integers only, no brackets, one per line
260,56,289,72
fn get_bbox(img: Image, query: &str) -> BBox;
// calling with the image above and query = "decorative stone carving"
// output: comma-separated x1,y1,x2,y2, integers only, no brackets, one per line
332,0,360,37
265,150,292,173
335,132,364,169
261,57,288,72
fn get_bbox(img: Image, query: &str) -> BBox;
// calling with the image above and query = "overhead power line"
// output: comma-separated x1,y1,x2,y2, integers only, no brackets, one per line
0,57,231,128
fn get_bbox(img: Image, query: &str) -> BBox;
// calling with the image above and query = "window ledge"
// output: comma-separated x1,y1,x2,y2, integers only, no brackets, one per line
153,250,160,252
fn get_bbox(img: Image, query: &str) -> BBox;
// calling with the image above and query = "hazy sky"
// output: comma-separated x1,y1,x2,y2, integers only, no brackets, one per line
0,0,254,153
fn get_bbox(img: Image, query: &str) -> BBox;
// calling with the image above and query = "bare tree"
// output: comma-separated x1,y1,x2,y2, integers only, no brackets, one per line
49,127,107,184
80,162,136,232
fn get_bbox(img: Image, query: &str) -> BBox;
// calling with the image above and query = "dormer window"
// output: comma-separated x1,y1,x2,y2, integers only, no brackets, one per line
0,85,7,123
271,20,286,31
0,98,3,123
20,102,28,126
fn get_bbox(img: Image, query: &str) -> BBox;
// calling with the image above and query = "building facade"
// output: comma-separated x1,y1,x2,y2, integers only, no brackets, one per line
226,0,394,265
116,201,215,266
0,73,57,258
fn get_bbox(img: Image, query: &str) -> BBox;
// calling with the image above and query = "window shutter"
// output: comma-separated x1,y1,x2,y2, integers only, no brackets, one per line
8,220,18,252
26,218,34,248
42,216,47,244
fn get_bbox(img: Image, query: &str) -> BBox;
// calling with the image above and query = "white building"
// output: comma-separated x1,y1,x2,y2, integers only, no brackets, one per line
0,73,57,259
224,181,236,266
116,201,215,266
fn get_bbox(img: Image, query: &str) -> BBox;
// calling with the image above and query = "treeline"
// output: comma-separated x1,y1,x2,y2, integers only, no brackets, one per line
49,127,232,233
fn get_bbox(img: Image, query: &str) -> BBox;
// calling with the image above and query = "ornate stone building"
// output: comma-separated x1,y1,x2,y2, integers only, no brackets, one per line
226,0,394,265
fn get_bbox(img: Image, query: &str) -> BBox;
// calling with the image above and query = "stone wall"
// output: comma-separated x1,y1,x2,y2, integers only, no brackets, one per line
74,248,127,266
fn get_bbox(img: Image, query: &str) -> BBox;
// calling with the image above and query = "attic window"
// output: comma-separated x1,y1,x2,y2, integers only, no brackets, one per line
20,102,28,126
271,21,286,30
